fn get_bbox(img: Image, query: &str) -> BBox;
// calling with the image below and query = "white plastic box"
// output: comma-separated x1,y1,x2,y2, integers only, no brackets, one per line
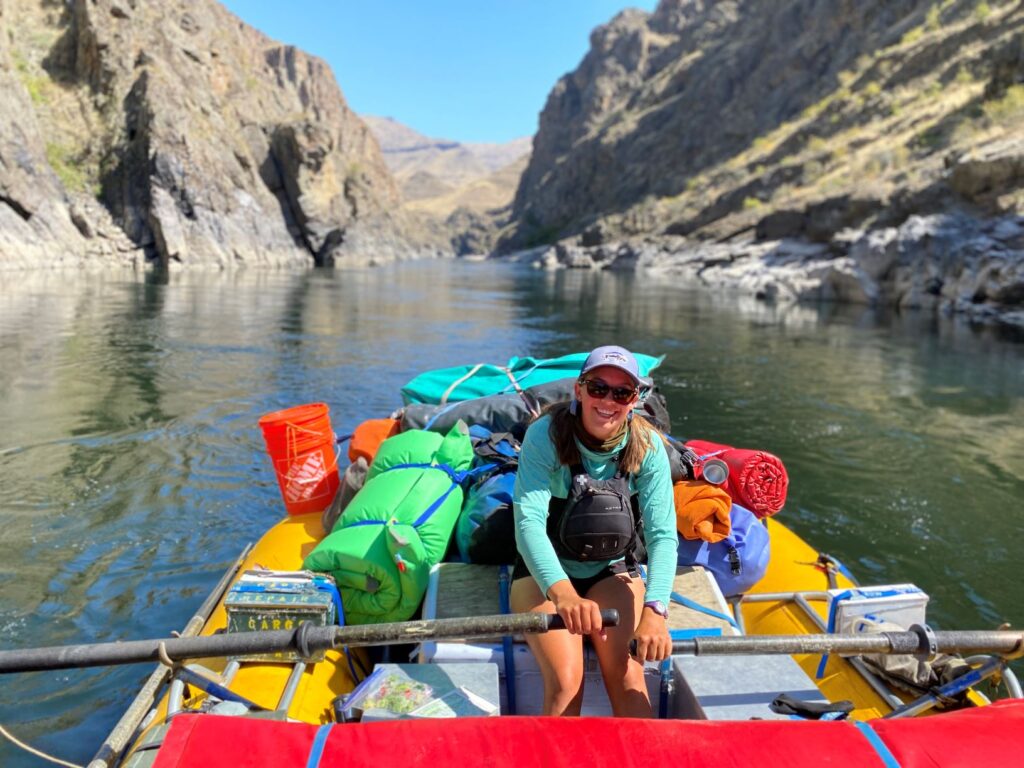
419,635,664,716
827,584,929,635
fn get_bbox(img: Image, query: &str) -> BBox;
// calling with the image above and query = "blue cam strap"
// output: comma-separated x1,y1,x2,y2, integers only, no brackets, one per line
635,565,738,632
174,667,262,710
657,629,722,718
853,721,901,768
498,564,517,714
423,402,461,430
312,576,345,627
384,461,466,483
411,482,459,527
670,591,739,630
817,589,852,678
383,462,466,528
305,723,333,768
342,462,468,531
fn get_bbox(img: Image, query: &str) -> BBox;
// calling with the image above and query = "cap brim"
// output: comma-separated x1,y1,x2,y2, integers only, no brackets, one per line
580,362,641,386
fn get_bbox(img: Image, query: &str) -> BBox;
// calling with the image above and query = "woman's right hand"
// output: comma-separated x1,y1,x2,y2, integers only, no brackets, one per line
548,580,603,636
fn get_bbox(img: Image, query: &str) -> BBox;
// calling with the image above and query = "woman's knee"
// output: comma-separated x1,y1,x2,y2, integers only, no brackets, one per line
547,661,585,696
593,644,647,694
602,661,652,717
545,666,586,715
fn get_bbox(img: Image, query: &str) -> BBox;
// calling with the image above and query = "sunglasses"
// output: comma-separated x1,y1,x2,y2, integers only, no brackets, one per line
580,378,638,405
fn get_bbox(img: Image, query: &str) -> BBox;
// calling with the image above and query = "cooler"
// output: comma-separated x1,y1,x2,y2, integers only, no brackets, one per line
826,584,929,636
224,569,339,663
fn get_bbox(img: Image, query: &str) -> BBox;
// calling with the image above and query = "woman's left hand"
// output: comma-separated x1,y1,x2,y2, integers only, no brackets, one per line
632,608,672,662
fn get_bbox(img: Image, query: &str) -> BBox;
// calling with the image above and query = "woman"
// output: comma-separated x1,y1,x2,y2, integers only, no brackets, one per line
512,345,676,717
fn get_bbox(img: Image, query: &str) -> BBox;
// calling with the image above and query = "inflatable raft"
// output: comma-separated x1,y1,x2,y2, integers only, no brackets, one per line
26,355,1019,767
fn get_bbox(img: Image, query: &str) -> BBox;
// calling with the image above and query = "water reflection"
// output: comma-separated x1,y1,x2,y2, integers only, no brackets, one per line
0,262,1021,765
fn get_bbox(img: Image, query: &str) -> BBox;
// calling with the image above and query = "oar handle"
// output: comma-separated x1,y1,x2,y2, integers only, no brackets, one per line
545,609,620,631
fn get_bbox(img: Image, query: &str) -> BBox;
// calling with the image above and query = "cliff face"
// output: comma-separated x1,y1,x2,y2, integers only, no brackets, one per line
0,0,410,269
508,0,1024,246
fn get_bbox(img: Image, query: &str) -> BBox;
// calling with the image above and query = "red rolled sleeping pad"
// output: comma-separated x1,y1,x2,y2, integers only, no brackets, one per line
685,439,789,518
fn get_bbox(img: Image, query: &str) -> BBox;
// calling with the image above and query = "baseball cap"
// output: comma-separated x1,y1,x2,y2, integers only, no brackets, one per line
579,345,641,386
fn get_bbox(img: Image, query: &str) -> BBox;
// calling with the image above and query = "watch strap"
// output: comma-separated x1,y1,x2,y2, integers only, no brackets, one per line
643,600,668,618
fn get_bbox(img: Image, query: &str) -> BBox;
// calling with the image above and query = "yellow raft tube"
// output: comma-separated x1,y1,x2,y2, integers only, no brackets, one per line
119,513,984,764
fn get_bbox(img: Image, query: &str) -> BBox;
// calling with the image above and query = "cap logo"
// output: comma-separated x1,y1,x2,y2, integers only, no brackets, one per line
603,351,626,363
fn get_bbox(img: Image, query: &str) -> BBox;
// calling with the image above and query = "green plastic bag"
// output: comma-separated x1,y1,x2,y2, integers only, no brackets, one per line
303,423,472,625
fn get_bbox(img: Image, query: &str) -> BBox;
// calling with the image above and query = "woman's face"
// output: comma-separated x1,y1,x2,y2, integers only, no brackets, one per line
574,365,637,442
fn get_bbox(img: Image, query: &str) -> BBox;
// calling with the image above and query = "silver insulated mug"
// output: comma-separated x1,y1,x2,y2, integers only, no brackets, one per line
701,458,729,485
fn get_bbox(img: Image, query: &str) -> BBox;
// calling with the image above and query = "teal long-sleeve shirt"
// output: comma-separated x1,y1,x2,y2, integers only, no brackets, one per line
512,414,677,606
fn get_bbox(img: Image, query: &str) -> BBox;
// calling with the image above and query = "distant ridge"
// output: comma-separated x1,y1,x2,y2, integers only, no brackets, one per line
363,116,531,254
364,116,531,197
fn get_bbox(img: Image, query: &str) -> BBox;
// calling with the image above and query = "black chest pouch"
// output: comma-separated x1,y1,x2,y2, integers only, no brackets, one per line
548,463,642,562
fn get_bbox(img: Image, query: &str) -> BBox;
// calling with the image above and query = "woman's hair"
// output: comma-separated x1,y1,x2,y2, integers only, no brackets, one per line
544,400,655,475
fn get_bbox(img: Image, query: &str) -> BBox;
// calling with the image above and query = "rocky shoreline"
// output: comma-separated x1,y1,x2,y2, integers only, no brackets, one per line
511,212,1024,328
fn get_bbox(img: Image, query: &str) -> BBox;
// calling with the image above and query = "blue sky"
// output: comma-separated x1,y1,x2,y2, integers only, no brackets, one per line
220,1,658,144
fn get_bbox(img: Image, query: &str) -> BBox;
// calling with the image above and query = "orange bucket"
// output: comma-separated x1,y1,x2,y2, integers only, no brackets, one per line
258,403,340,515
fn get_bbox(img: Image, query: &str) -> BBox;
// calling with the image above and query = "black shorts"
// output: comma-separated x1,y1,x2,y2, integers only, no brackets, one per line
511,555,636,598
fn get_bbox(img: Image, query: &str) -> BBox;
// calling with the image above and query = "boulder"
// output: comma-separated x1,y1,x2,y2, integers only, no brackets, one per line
949,138,1024,204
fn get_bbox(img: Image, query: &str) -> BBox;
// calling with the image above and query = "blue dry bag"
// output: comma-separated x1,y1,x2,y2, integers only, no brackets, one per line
456,471,517,564
454,426,521,564
676,503,770,596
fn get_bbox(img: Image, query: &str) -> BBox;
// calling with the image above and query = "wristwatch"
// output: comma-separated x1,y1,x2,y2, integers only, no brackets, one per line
643,600,668,618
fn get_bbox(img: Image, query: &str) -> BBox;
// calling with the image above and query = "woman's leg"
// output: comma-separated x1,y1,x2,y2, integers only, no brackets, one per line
586,573,652,718
511,575,585,716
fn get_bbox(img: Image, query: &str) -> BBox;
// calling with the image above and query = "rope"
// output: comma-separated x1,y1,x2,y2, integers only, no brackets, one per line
156,640,179,669
439,363,485,405
0,723,83,768
501,367,541,419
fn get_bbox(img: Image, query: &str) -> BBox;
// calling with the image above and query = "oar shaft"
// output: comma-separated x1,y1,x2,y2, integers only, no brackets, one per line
0,610,619,674
0,630,304,673
669,630,1024,658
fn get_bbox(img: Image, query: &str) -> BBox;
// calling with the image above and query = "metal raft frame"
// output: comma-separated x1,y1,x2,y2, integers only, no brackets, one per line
91,553,1023,766
727,589,1022,717
89,544,253,768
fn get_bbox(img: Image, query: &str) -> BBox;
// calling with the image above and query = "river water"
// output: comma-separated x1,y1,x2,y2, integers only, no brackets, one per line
1,260,1022,764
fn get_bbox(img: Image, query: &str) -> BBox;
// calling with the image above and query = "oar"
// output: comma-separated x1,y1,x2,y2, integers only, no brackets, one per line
630,626,1024,659
0,610,620,674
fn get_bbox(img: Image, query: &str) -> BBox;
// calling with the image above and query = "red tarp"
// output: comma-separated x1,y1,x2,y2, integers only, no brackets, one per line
870,699,1024,768
152,700,1024,768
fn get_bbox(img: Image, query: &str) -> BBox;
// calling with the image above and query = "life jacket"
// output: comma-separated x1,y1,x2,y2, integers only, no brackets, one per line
547,462,645,565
